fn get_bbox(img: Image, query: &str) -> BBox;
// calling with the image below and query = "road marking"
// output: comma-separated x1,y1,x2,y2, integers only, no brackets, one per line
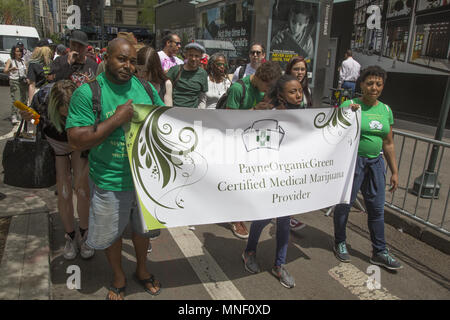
328,263,400,300
168,226,244,300
0,124,19,141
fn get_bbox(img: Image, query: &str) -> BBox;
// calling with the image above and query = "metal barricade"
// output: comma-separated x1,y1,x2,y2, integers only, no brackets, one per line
386,129,450,236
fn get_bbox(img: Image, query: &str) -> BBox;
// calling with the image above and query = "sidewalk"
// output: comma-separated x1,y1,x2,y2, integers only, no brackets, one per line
0,119,448,300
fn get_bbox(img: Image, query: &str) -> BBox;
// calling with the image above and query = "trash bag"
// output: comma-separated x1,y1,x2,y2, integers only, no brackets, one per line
2,120,56,188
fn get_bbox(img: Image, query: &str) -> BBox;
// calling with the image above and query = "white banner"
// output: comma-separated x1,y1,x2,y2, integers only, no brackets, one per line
125,106,361,230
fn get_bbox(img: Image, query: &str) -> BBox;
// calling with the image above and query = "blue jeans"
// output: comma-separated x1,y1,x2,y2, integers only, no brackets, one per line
245,215,290,267
333,155,386,254
342,81,356,97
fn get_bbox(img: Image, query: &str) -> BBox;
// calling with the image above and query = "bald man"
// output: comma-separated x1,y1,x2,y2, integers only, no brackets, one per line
66,37,165,300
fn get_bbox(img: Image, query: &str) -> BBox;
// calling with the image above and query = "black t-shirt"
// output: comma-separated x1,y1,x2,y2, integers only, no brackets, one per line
27,62,51,88
50,55,98,86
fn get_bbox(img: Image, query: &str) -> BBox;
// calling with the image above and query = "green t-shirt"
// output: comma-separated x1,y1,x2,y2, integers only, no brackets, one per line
65,73,165,191
340,98,394,158
167,65,208,108
226,75,265,110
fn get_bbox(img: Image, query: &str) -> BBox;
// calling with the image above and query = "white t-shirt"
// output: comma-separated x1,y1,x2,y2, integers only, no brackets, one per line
205,77,231,109
158,50,184,72
8,59,27,81
231,63,256,83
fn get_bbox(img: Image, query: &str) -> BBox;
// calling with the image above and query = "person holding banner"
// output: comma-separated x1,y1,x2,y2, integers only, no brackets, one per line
66,38,165,300
243,74,303,289
333,66,402,271
284,56,313,231
226,61,282,239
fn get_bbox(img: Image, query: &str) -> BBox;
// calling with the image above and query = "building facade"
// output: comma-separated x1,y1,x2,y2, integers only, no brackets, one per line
155,0,333,107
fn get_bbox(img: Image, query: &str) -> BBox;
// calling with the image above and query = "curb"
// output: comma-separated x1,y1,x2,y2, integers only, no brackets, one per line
0,211,51,300
0,187,48,218
356,195,450,255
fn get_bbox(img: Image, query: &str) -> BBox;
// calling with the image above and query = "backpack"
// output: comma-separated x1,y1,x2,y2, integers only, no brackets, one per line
215,79,246,110
238,64,247,80
88,77,155,131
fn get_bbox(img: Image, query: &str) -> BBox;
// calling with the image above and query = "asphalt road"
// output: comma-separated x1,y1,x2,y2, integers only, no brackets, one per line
0,84,448,301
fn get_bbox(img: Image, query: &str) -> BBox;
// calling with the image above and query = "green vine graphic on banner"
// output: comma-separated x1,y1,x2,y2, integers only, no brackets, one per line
127,105,207,225
313,107,360,145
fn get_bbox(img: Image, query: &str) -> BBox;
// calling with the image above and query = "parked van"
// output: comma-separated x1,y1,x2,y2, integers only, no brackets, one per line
0,25,40,82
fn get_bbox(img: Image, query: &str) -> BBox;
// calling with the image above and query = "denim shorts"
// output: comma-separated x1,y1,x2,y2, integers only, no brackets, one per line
86,179,151,250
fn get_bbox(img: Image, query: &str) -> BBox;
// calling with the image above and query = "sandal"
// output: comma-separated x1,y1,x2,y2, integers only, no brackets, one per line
106,284,126,300
133,273,161,296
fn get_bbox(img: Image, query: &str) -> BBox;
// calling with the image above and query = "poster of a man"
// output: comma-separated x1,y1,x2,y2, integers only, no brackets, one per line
270,0,318,69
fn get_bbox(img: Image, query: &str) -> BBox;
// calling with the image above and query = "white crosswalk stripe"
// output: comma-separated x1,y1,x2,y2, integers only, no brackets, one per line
328,263,400,300
169,226,245,300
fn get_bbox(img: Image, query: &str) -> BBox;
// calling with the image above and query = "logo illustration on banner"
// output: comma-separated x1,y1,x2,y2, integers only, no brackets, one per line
314,107,360,145
128,106,208,224
242,119,285,151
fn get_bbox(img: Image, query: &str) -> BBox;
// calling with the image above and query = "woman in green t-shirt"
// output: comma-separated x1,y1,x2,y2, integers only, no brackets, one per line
333,66,402,271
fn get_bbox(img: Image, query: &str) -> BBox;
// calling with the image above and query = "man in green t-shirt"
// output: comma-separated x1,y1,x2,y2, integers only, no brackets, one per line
66,38,165,300
225,61,282,239
166,42,208,108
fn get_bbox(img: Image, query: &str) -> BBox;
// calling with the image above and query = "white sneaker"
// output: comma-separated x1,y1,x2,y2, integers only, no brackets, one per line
289,218,306,231
11,115,19,125
63,233,78,260
78,230,95,259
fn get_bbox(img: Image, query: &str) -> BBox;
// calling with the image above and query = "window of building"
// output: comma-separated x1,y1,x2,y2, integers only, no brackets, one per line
116,9,123,24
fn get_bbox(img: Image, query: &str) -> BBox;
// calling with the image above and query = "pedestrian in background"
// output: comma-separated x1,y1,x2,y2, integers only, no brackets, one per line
232,43,266,83
54,44,67,60
27,44,53,104
338,49,361,97
202,52,231,109
137,46,173,106
3,45,28,124
19,80,93,260
167,42,208,108
50,30,97,86
158,32,184,72
333,65,402,271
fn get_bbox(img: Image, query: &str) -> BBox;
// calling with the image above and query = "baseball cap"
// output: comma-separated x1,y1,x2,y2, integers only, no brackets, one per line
69,30,89,46
56,44,67,53
36,39,50,47
184,42,206,54
16,41,24,46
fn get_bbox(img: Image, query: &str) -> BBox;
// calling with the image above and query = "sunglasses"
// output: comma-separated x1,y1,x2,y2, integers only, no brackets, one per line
215,62,227,67
250,51,263,55
172,41,182,46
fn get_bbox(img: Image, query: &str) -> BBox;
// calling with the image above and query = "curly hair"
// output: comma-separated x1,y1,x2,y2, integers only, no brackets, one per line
254,61,282,82
30,46,53,67
10,45,24,59
206,52,228,76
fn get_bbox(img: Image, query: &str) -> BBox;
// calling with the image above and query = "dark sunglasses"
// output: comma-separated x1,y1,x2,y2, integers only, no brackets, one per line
172,41,182,46
250,50,262,55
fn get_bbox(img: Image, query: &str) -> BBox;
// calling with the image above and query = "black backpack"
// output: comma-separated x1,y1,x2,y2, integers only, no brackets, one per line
88,77,155,131
215,79,246,110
